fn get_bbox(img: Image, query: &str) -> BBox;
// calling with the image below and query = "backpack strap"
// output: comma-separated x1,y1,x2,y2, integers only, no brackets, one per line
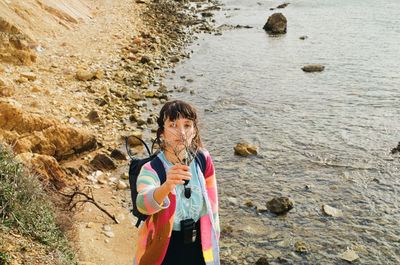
150,156,167,184
195,150,206,175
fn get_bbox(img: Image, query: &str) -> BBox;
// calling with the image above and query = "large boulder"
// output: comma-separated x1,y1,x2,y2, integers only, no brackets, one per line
1,99,98,189
0,31,37,65
0,99,97,159
263,13,287,34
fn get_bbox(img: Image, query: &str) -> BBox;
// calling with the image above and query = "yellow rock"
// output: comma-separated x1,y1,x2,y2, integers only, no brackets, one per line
144,90,155,98
234,143,258,156
0,86,14,97
0,78,8,87
76,69,94,81
340,249,359,262
31,86,41,92
20,72,37,81
94,70,104,79
16,76,28,83
132,37,142,45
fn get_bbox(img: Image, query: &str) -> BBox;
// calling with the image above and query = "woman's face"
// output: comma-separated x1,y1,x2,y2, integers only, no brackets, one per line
162,117,195,152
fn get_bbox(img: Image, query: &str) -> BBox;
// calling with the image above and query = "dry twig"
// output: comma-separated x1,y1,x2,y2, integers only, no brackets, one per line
59,187,119,224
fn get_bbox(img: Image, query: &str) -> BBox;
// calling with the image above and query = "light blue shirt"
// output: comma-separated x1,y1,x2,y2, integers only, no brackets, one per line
158,151,207,231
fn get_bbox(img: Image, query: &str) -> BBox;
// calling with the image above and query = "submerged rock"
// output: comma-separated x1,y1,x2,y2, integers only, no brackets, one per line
322,204,343,217
266,197,294,214
390,141,400,154
302,64,325,72
340,249,359,262
263,13,287,34
255,257,269,265
277,3,290,9
234,142,258,157
221,225,234,236
294,240,309,254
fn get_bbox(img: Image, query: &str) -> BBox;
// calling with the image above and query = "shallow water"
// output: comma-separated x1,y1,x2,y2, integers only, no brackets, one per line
164,0,400,264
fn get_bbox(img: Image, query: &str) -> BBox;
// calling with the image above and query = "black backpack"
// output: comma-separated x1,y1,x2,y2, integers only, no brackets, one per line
126,136,207,228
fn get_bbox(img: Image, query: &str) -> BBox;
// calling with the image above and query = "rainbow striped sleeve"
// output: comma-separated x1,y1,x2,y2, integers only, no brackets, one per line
136,162,170,215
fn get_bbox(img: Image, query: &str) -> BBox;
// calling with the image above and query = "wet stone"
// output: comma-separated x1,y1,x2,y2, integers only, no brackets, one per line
234,142,258,157
263,13,287,34
277,3,290,9
221,225,233,236
266,197,294,214
226,196,238,206
244,200,254,208
302,64,325,72
294,240,309,254
340,249,359,262
255,257,269,265
322,205,343,217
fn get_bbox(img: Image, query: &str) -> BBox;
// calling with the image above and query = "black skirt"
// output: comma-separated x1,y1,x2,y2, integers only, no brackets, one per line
162,221,206,265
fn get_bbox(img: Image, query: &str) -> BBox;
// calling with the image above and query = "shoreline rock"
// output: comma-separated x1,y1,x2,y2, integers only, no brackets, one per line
263,13,287,35
302,64,325,72
266,197,294,214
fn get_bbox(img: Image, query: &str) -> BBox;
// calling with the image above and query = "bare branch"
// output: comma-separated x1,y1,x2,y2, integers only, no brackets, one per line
58,188,119,224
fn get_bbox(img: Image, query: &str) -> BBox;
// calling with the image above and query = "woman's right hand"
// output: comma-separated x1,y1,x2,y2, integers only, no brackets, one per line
164,164,191,192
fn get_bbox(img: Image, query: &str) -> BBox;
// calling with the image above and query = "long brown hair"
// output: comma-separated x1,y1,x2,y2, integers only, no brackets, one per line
156,100,203,151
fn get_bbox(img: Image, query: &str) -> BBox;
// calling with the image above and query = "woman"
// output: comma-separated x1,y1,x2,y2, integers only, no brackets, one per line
134,100,220,265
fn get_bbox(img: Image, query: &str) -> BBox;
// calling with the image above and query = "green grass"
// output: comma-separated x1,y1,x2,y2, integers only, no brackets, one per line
0,251,11,265
0,144,76,264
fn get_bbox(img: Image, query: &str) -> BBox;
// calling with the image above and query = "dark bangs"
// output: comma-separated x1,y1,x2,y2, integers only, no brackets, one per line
158,100,197,125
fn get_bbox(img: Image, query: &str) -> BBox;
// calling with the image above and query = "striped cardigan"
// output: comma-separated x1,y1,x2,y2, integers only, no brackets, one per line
134,150,220,265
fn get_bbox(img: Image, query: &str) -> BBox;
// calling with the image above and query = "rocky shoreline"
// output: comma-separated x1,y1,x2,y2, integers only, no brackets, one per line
1,0,222,264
